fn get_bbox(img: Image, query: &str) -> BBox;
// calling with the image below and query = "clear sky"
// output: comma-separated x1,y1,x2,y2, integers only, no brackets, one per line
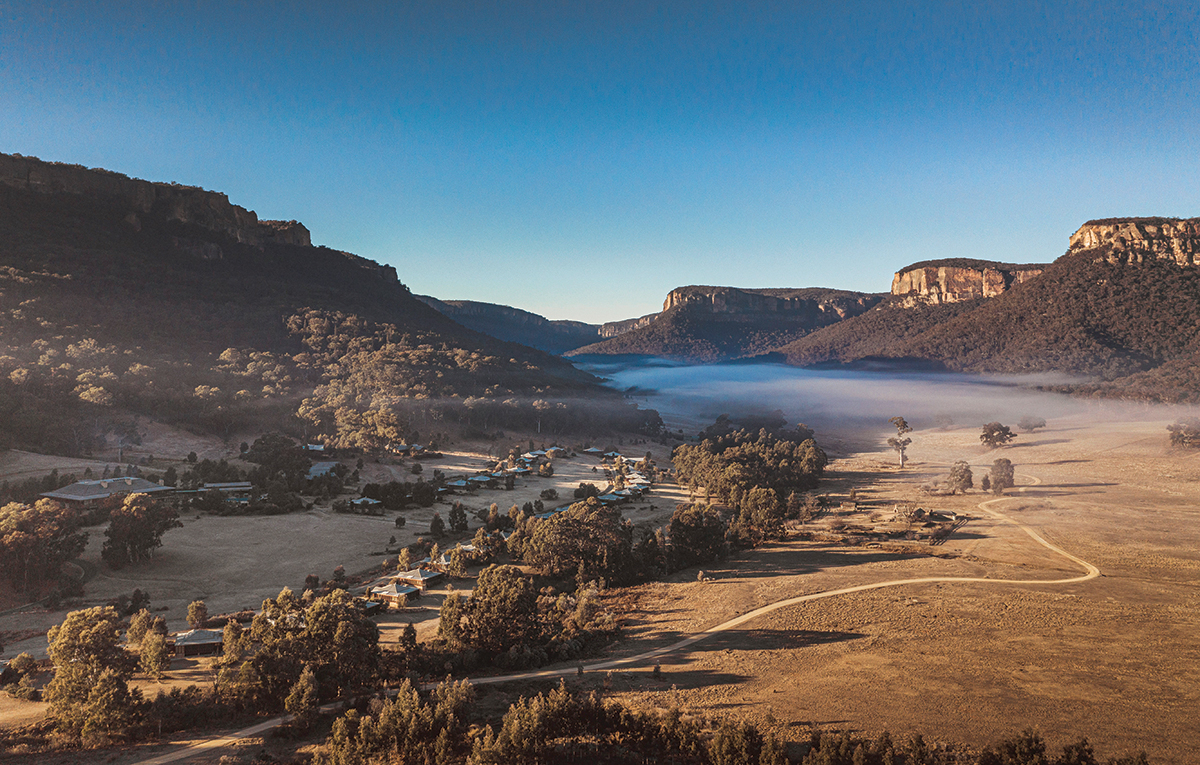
2,1,1198,323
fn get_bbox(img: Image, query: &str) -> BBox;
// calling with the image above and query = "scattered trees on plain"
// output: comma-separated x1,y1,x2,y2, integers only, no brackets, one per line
1018,416,1047,433
990,458,1015,495
1166,417,1200,447
980,422,1017,449
946,460,974,494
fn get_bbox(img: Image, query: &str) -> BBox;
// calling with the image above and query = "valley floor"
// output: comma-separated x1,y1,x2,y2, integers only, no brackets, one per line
4,415,1199,762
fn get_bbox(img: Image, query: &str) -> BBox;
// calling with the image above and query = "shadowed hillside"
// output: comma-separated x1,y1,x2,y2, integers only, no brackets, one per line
0,153,657,454
414,295,602,354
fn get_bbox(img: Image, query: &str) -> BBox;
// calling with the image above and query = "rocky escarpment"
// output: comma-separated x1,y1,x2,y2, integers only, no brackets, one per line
600,313,658,338
568,286,883,361
1069,217,1200,265
891,259,1046,306
663,285,882,317
0,151,310,247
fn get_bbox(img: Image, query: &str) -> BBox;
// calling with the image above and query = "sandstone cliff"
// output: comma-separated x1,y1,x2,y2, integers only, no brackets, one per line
569,286,883,361
600,313,658,338
890,259,1046,306
0,151,310,247
1069,217,1200,265
663,285,881,318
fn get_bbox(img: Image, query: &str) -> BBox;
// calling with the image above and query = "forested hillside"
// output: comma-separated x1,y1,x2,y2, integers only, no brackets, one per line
0,156,656,454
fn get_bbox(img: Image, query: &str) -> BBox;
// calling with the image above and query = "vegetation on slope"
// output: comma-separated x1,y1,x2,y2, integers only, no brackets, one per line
779,246,1200,400
0,180,655,454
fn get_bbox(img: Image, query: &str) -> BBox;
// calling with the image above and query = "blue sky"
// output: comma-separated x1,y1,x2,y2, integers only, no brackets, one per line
2,1,1198,323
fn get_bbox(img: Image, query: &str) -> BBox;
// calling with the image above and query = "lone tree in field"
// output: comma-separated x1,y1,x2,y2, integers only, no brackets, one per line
990,458,1015,495
980,422,1017,449
1167,417,1200,447
946,460,974,494
887,416,913,468
1018,416,1047,433
101,493,181,569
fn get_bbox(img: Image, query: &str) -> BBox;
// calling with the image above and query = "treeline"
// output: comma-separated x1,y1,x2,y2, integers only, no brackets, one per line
316,683,1150,765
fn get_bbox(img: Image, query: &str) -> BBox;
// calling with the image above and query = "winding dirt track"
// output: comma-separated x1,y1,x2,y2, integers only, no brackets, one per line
132,478,1100,764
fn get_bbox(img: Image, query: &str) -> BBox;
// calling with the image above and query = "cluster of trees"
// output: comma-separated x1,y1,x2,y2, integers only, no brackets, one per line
216,588,381,712
319,678,784,765
0,499,88,593
359,479,438,510
101,494,181,569
0,468,79,505
437,564,617,669
672,425,827,545
799,728,1148,765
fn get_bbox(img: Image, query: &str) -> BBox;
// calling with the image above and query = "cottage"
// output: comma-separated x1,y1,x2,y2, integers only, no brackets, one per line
41,478,172,507
370,582,419,608
350,497,382,509
582,447,604,455
394,568,444,590
171,629,224,657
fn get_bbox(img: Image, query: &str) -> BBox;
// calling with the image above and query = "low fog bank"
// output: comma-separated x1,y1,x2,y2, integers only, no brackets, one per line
578,359,1200,444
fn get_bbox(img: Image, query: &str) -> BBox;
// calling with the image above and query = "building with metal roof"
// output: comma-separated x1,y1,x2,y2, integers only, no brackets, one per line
41,478,171,507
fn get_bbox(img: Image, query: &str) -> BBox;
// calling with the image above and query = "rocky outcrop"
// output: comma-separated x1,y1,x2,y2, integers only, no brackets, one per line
0,151,310,247
1069,217,1200,265
600,313,658,338
662,286,883,319
891,260,1045,306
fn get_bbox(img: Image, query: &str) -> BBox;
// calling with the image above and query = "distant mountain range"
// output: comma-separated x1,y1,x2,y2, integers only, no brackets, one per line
432,218,1200,402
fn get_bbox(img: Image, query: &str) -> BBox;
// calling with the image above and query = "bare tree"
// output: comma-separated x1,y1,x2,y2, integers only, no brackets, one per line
887,416,913,468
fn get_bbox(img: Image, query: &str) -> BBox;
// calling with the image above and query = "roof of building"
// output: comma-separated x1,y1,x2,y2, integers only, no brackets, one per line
582,447,604,453
395,568,443,582
41,478,171,502
350,497,382,505
173,629,224,646
307,461,339,478
371,583,419,598
203,482,253,491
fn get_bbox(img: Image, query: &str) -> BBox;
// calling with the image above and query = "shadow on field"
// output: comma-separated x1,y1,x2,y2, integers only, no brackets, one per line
687,628,866,654
704,547,919,580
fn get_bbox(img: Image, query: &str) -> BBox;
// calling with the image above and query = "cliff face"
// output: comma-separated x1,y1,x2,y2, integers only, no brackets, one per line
600,313,658,338
661,286,882,319
891,260,1046,306
1069,217,1200,265
569,286,883,361
0,152,311,247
